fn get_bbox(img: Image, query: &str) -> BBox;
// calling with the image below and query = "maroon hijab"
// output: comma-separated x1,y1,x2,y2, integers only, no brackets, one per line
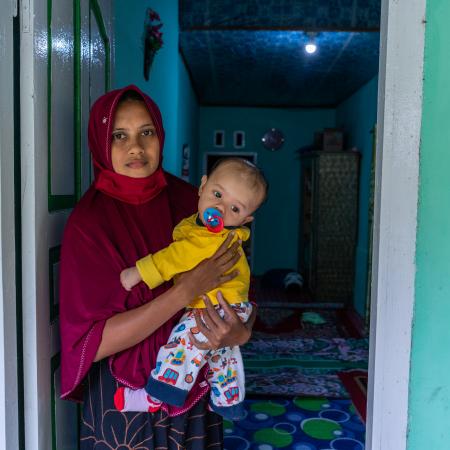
60,85,199,407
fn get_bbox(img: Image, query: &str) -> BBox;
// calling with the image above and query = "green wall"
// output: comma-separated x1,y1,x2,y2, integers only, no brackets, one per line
408,0,450,447
336,76,378,318
198,106,335,275
114,1,198,176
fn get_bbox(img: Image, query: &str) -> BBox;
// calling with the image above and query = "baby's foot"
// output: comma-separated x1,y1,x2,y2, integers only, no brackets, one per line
114,387,162,413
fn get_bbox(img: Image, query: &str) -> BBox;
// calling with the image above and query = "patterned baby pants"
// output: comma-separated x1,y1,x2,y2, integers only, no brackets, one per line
146,302,252,420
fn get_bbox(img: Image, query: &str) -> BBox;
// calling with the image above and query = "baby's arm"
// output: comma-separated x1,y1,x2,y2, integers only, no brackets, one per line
137,235,233,289
120,266,142,291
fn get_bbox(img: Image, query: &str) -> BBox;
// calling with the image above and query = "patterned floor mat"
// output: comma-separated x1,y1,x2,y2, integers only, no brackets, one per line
254,309,343,338
243,337,369,398
246,368,348,398
224,397,365,449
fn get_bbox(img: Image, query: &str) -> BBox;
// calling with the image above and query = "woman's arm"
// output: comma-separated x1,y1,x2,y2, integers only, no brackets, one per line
94,233,241,361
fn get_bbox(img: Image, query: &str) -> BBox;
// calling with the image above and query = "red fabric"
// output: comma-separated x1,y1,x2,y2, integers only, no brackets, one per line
60,85,200,407
88,84,167,204
95,163,168,205
337,370,368,422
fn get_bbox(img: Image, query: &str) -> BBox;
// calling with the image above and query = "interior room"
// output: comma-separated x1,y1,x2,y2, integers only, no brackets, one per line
113,1,381,447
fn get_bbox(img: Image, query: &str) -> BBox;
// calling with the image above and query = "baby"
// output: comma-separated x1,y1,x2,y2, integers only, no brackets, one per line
114,157,267,420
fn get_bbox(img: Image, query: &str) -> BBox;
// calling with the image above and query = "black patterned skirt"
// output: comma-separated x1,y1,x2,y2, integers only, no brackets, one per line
80,360,223,449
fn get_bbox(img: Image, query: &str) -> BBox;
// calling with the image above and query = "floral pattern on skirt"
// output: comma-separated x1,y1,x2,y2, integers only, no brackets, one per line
80,360,223,449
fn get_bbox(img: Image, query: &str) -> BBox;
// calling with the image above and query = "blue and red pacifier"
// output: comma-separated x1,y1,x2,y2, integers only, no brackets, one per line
203,207,224,233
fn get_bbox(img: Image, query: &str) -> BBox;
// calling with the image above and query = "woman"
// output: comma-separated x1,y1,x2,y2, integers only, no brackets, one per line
60,85,254,449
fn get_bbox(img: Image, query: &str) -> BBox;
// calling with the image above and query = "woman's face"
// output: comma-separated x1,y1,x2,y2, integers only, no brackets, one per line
111,100,160,178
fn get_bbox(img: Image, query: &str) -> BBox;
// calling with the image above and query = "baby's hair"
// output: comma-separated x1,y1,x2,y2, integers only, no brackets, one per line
117,90,146,106
209,157,269,205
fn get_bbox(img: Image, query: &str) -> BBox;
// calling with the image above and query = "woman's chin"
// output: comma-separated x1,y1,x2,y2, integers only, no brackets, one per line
120,167,156,178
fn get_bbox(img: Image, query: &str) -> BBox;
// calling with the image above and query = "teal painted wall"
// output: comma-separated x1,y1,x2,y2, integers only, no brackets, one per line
177,56,199,184
336,76,378,318
114,3,377,296
408,0,450,448
198,107,335,275
114,1,198,175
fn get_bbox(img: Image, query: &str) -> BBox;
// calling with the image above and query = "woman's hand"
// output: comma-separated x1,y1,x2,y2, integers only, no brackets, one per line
188,292,256,350
177,232,241,304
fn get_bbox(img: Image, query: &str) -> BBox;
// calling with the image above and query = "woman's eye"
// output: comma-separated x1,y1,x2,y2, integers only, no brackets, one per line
213,191,222,199
112,132,126,141
142,129,154,137
231,205,240,213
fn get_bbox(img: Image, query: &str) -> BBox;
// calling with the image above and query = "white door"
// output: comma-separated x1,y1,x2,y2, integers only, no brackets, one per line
20,0,113,448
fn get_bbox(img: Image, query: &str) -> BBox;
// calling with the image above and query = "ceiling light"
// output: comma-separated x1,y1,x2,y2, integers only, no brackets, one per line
305,32,318,54
305,43,317,54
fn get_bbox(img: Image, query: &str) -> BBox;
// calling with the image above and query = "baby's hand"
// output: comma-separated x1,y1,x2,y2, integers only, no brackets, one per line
120,267,142,291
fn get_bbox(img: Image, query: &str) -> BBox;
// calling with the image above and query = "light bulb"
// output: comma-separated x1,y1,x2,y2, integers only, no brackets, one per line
305,43,317,54
305,32,318,54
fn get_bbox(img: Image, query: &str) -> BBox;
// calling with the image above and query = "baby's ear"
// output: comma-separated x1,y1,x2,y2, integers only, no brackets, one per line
243,215,254,224
198,175,208,195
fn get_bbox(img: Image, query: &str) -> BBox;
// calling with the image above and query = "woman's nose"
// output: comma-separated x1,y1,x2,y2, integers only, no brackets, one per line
127,140,144,154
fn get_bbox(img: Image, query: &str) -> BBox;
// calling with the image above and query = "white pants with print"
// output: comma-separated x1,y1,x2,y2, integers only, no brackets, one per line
146,302,252,420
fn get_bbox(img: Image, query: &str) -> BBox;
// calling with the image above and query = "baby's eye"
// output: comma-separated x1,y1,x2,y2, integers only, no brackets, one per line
112,132,126,141
214,191,222,199
231,205,240,213
142,129,155,137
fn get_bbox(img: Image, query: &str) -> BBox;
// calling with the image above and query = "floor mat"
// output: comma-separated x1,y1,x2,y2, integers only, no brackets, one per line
246,367,348,398
337,370,368,422
243,337,369,361
254,309,343,338
224,397,365,449
243,337,369,398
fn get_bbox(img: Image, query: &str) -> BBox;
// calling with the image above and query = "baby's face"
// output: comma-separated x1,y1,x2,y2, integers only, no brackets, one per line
198,165,262,227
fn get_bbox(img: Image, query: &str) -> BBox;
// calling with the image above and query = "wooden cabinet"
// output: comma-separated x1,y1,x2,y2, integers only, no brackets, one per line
299,150,360,303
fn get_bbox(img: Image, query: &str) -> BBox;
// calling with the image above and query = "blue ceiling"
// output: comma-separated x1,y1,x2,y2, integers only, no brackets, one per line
179,0,381,107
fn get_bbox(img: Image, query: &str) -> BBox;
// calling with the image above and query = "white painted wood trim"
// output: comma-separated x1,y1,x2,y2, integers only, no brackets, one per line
20,0,53,447
0,3,19,449
366,0,426,448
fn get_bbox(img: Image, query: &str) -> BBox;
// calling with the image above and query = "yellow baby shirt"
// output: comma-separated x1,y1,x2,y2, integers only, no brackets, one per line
136,214,251,308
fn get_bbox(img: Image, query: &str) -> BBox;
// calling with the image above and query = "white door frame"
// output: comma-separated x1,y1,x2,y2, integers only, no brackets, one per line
367,0,425,448
0,1,20,449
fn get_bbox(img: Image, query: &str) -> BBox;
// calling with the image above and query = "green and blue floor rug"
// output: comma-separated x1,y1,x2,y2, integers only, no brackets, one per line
223,397,365,450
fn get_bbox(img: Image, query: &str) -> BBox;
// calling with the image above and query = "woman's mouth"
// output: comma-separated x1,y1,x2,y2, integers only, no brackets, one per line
126,160,147,169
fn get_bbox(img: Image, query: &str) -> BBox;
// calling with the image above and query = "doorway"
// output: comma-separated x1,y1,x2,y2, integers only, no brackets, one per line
176,0,425,448
0,0,426,448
